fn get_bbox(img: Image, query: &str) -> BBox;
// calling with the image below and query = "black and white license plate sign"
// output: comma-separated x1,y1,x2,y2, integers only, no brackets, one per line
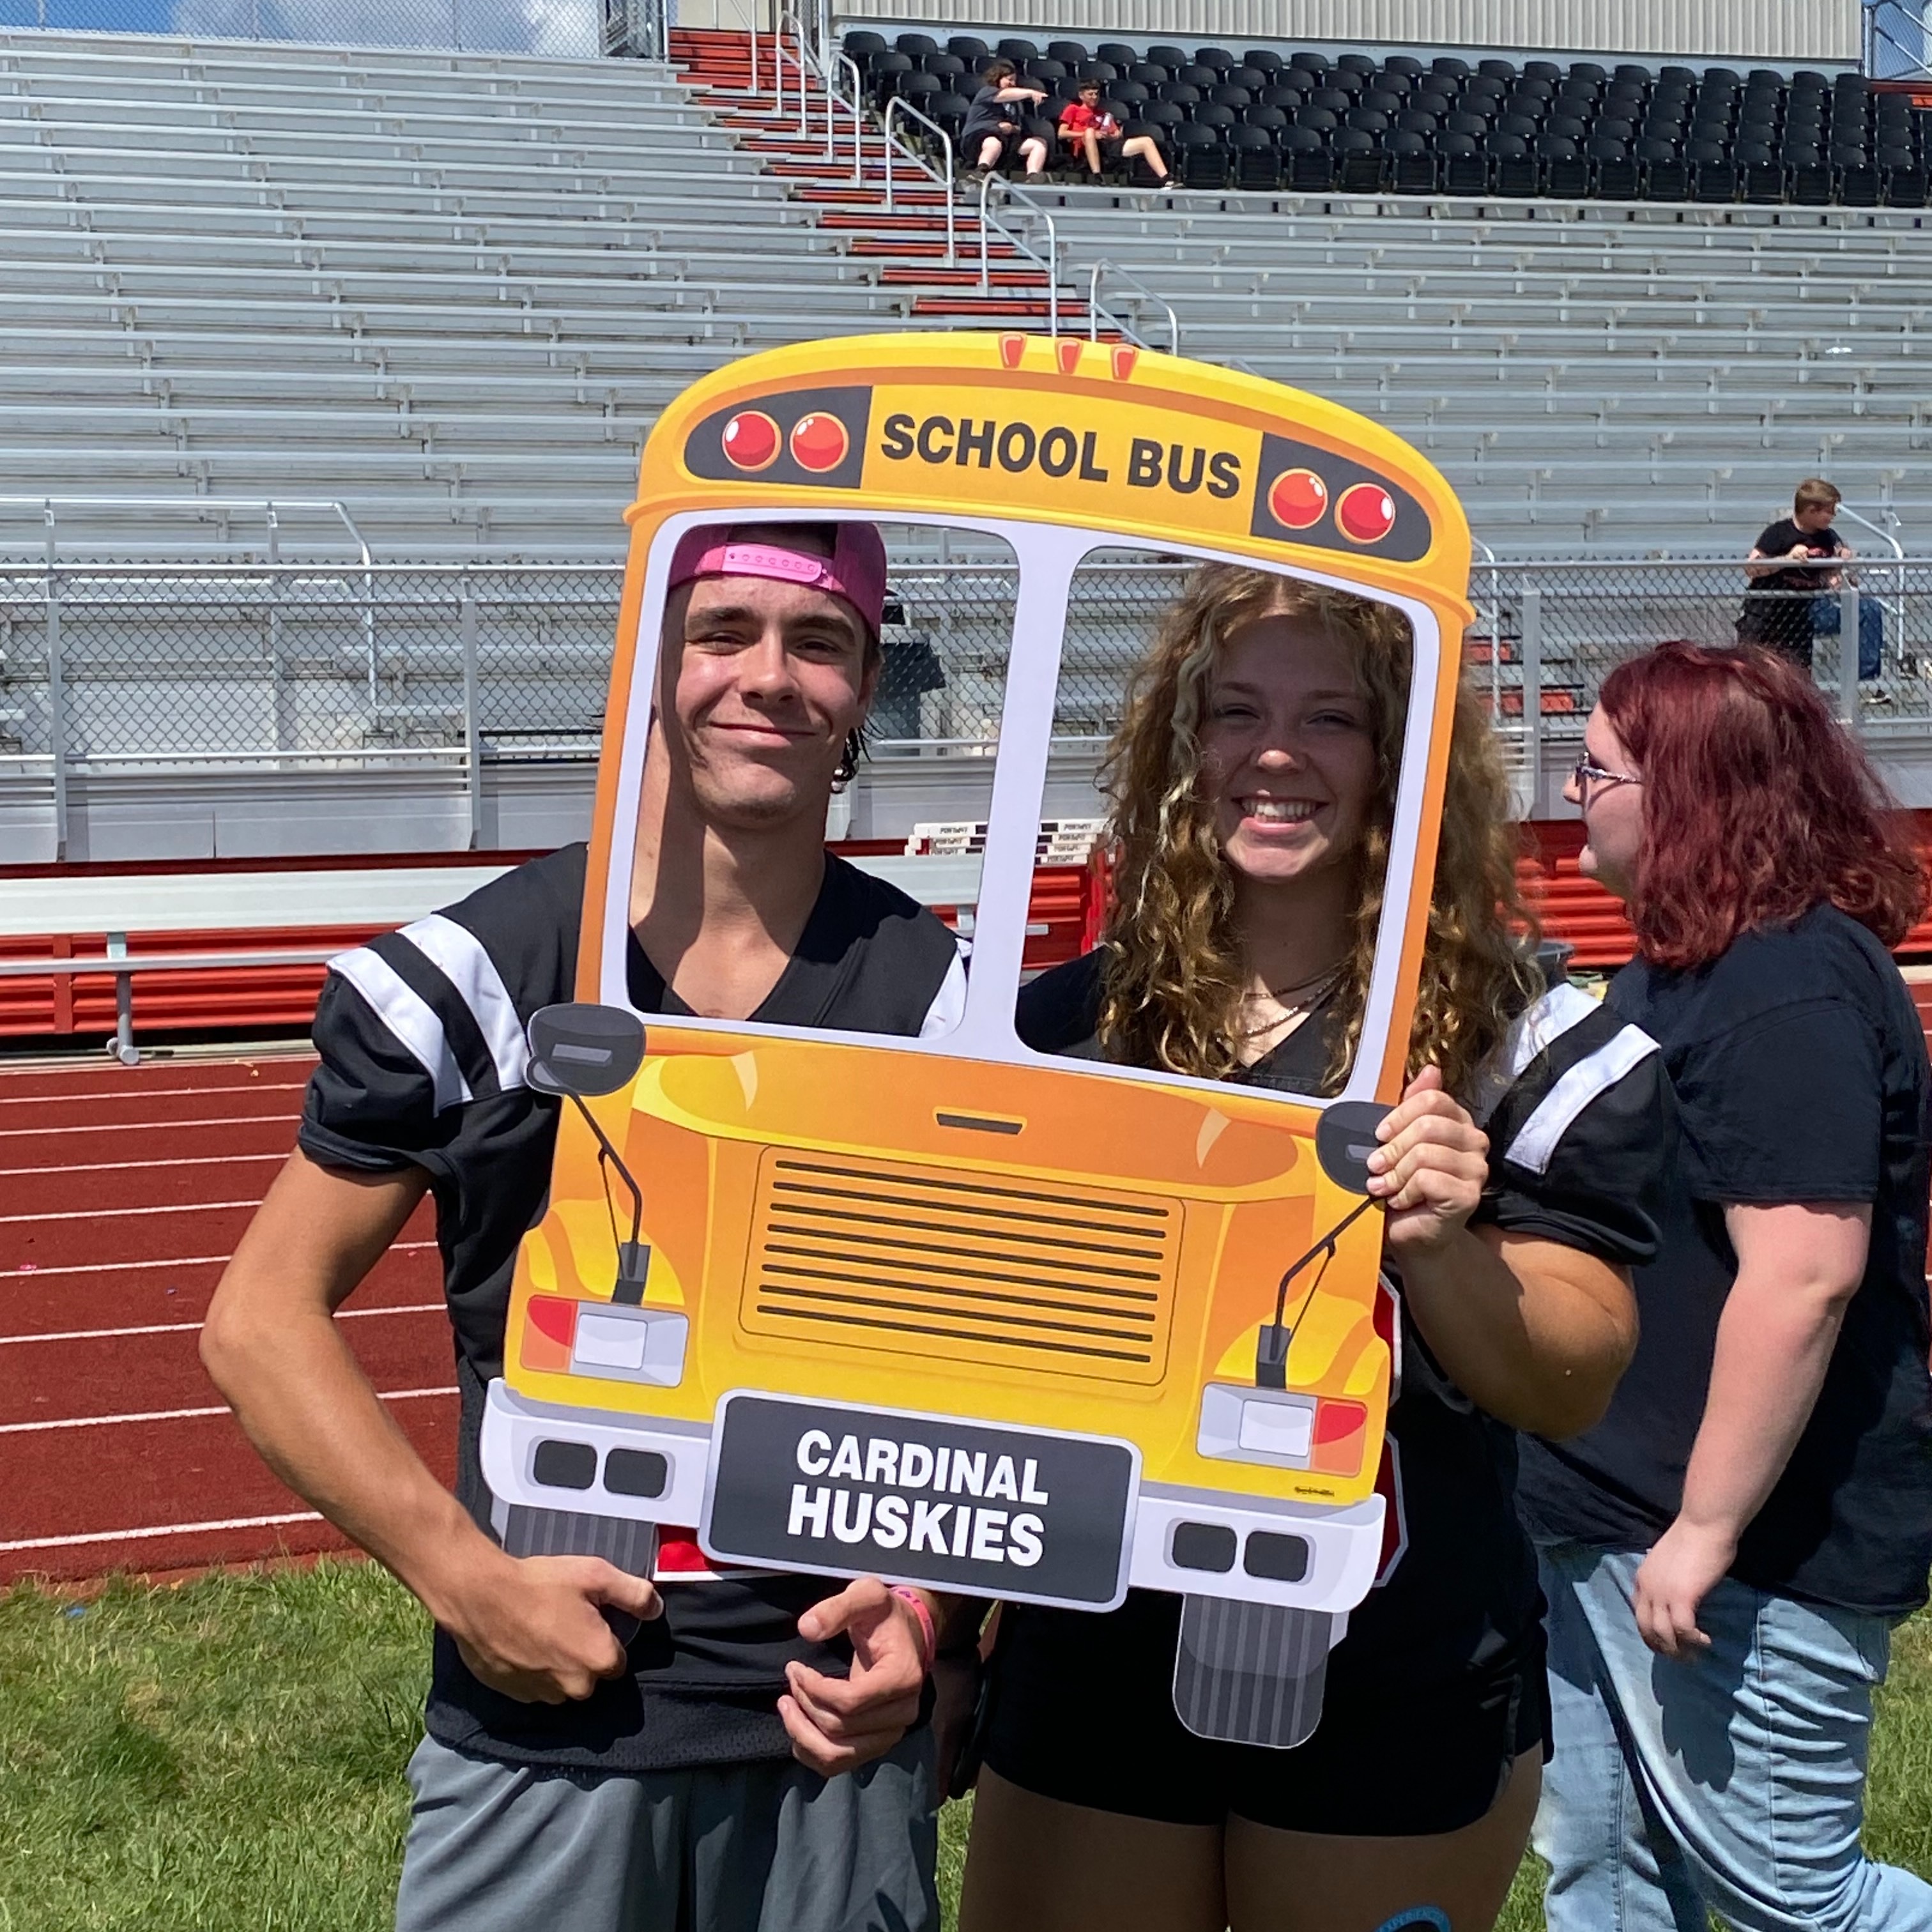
701,1393,1138,1607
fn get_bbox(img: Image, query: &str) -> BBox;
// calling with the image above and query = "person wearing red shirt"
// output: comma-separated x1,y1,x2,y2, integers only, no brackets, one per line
1059,79,1172,187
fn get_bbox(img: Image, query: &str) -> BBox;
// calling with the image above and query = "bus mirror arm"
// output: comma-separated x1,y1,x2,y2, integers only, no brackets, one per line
574,1094,651,1305
1255,1195,1379,1390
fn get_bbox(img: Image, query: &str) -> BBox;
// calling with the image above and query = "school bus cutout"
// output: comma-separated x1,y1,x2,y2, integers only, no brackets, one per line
479,332,1474,1748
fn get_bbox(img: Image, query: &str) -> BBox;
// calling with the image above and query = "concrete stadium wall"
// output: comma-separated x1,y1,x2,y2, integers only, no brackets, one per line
832,0,1862,64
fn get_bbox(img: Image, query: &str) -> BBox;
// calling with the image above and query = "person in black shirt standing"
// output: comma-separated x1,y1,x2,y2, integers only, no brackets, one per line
1522,639,1932,1932
960,564,1668,1932
202,522,967,1932
1737,477,1859,671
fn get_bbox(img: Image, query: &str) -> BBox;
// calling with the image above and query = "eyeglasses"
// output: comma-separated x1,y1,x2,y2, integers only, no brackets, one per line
1570,756,1641,797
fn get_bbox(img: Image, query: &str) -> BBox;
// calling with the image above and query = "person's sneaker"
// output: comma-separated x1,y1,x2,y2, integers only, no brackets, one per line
1154,176,1177,192
1861,686,1896,705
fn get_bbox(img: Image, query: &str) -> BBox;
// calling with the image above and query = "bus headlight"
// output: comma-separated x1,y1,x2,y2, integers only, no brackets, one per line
1197,1384,1368,1477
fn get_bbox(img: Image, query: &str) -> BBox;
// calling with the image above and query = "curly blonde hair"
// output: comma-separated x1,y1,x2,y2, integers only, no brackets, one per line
1095,563,1539,1100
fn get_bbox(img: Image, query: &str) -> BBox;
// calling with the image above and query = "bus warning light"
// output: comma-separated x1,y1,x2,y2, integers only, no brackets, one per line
721,410,781,471
789,412,850,472
1336,483,1397,545
1268,468,1328,530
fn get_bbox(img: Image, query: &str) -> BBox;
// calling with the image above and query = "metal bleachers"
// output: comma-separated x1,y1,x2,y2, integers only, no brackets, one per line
1032,195,1932,551
0,30,935,558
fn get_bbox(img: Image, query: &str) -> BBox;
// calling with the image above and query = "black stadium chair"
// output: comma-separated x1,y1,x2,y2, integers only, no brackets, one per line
895,31,938,56
1078,60,1118,83
1173,119,1229,187
1391,141,1436,192
868,53,912,102
1841,164,1883,206
1336,50,1377,78
1158,82,1201,108
1887,165,1929,206
1195,45,1237,71
1790,163,1836,204
1743,160,1787,203
1296,105,1338,135
1432,54,1471,81
1642,150,1690,199
1259,84,1303,111
1443,144,1489,194
1195,102,1238,135
1045,39,1087,65
1128,62,1169,86
995,38,1036,59
1595,150,1640,198
1146,45,1187,70
1478,57,1517,83
1694,159,1740,201
929,91,970,141
1229,123,1281,189
1347,106,1390,135
1446,111,1491,139
1212,83,1254,109
1111,80,1150,108
1096,42,1137,67
1229,66,1268,93
1027,59,1066,86
1242,49,1284,76
842,29,885,61
1246,103,1289,137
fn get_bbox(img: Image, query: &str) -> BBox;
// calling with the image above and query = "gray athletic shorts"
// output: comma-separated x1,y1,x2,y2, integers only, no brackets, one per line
394,1729,939,1932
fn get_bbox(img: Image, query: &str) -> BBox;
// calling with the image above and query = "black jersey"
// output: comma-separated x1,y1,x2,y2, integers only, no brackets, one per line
1010,953,1670,1695
298,842,965,1772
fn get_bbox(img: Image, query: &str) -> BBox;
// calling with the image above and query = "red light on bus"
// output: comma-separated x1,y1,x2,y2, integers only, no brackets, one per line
1268,468,1328,530
720,410,780,471
1336,482,1397,544
789,411,849,472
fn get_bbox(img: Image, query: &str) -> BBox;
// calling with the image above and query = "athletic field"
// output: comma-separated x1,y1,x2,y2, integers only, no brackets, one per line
3,1561,1928,1930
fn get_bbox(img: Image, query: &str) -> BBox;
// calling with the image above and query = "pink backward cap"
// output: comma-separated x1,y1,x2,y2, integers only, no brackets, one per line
667,522,887,636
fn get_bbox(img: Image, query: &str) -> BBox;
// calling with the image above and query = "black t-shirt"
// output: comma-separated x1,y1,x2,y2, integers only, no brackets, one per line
299,842,965,1771
1517,905,1932,1617
1009,952,1669,1694
960,83,1021,148
1750,518,1846,596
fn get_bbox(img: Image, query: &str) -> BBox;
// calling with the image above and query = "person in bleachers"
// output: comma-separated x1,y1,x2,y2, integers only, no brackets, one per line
1058,78,1173,188
1737,477,1880,678
1525,640,1932,1932
958,563,1669,1932
959,59,1050,186
201,521,971,1932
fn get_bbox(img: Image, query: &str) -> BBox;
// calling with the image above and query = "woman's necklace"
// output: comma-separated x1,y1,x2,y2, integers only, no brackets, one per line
1238,959,1349,1039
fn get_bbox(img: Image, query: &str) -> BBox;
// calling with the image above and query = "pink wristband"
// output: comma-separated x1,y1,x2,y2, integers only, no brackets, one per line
890,1586,936,1672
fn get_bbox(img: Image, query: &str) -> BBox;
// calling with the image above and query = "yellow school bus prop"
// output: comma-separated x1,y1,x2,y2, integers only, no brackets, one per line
479,332,1473,1747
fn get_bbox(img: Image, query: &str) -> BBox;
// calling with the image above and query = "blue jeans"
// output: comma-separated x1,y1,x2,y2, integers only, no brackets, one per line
1812,594,1885,680
1533,1541,1932,1931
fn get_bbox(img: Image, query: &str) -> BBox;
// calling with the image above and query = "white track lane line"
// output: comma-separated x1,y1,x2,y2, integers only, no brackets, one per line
0,1082,311,1106
0,1114,300,1138
0,1153,287,1179
2,1239,436,1280
0,1199,270,1224
0,1384,456,1435
0,1302,445,1346
1,1509,322,1554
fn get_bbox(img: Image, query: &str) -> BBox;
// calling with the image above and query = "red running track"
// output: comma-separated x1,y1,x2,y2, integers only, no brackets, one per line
0,1050,455,1584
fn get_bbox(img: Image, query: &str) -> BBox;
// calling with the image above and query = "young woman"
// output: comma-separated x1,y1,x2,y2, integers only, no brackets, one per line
958,59,1049,185
958,565,1670,1932
1521,640,1932,1930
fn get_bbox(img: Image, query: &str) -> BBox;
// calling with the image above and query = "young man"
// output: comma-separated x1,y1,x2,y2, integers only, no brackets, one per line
958,58,1049,185
1057,77,1172,187
1738,477,1862,672
202,521,964,1932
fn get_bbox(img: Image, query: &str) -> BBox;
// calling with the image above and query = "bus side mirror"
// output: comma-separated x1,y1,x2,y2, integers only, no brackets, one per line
1315,1101,1391,1194
526,1003,646,1098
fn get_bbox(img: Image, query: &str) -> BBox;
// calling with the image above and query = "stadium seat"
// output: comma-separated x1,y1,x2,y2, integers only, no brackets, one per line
1146,45,1188,70
1096,41,1137,66
1229,124,1281,189
1172,119,1229,187
895,31,938,57
1046,39,1088,65
947,35,988,61
1887,165,1929,206
1280,125,1334,189
1694,160,1740,202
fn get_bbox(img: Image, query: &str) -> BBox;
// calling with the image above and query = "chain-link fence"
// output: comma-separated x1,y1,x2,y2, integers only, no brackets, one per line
7,553,1931,854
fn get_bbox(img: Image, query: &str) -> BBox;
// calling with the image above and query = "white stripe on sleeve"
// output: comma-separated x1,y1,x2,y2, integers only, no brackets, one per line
399,912,530,1094
329,946,473,1114
918,941,970,1041
1471,981,1602,1126
1504,1024,1660,1176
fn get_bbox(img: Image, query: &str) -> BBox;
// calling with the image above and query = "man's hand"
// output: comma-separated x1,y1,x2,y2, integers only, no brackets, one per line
443,1549,662,1704
1633,1517,1736,1661
1790,541,1815,560
1368,1064,1490,1255
781,1578,929,1777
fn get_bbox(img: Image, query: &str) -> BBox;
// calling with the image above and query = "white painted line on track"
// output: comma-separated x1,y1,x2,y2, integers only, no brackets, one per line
1,1239,435,1280
0,1302,445,1346
0,1153,287,1179
0,1114,300,1139
0,1384,457,1435
0,1198,266,1224
0,1509,321,1554
0,1082,310,1106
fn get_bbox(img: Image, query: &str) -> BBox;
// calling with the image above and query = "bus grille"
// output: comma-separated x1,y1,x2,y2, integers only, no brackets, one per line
742,1151,1180,1383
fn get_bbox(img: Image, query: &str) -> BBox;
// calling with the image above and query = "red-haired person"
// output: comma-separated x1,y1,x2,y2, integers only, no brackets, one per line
1522,640,1932,1931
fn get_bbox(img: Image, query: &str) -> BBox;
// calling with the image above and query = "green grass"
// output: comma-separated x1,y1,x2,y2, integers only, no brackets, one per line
1,1562,1926,1931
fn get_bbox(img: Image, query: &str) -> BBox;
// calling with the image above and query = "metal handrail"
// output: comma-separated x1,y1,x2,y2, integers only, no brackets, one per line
979,174,1059,337
775,10,811,138
832,50,866,181
882,96,957,266
1085,260,1180,355
0,495,371,568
